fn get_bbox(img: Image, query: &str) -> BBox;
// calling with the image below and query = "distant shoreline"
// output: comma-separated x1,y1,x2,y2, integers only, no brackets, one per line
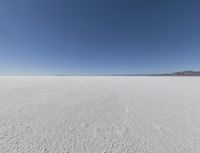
0,70,200,76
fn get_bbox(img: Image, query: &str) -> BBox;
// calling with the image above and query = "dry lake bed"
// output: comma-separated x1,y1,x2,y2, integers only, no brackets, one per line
1,76,200,153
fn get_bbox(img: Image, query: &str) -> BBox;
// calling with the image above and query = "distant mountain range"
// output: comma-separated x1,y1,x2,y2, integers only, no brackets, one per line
56,70,200,76
161,70,200,76
115,71,200,76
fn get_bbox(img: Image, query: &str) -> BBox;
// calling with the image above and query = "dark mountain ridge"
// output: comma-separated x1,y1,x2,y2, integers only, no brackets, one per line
114,70,200,76
166,70,200,76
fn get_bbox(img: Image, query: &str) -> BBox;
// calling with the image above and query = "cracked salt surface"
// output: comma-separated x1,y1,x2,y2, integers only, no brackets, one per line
1,76,200,153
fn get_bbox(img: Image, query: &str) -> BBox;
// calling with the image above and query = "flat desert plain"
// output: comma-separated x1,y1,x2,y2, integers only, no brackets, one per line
1,76,200,153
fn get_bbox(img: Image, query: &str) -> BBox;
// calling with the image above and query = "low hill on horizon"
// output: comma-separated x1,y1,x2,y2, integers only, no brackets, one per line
114,70,200,76
164,70,200,76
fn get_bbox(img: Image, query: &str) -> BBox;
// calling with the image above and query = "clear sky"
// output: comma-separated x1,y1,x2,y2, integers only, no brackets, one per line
0,0,200,75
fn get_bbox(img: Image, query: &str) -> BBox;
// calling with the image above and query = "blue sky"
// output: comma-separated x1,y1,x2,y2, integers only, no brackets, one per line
0,0,200,75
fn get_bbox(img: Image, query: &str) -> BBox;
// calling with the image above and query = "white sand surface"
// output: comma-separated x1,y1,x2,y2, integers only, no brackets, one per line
1,76,200,153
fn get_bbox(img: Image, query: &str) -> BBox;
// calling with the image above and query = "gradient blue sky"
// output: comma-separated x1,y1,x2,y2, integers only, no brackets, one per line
0,0,200,75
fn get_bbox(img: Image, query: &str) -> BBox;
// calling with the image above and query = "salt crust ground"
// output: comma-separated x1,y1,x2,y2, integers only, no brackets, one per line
0,76,200,153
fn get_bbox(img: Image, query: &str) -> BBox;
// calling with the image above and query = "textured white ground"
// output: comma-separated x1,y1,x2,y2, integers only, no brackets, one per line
1,76,200,153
